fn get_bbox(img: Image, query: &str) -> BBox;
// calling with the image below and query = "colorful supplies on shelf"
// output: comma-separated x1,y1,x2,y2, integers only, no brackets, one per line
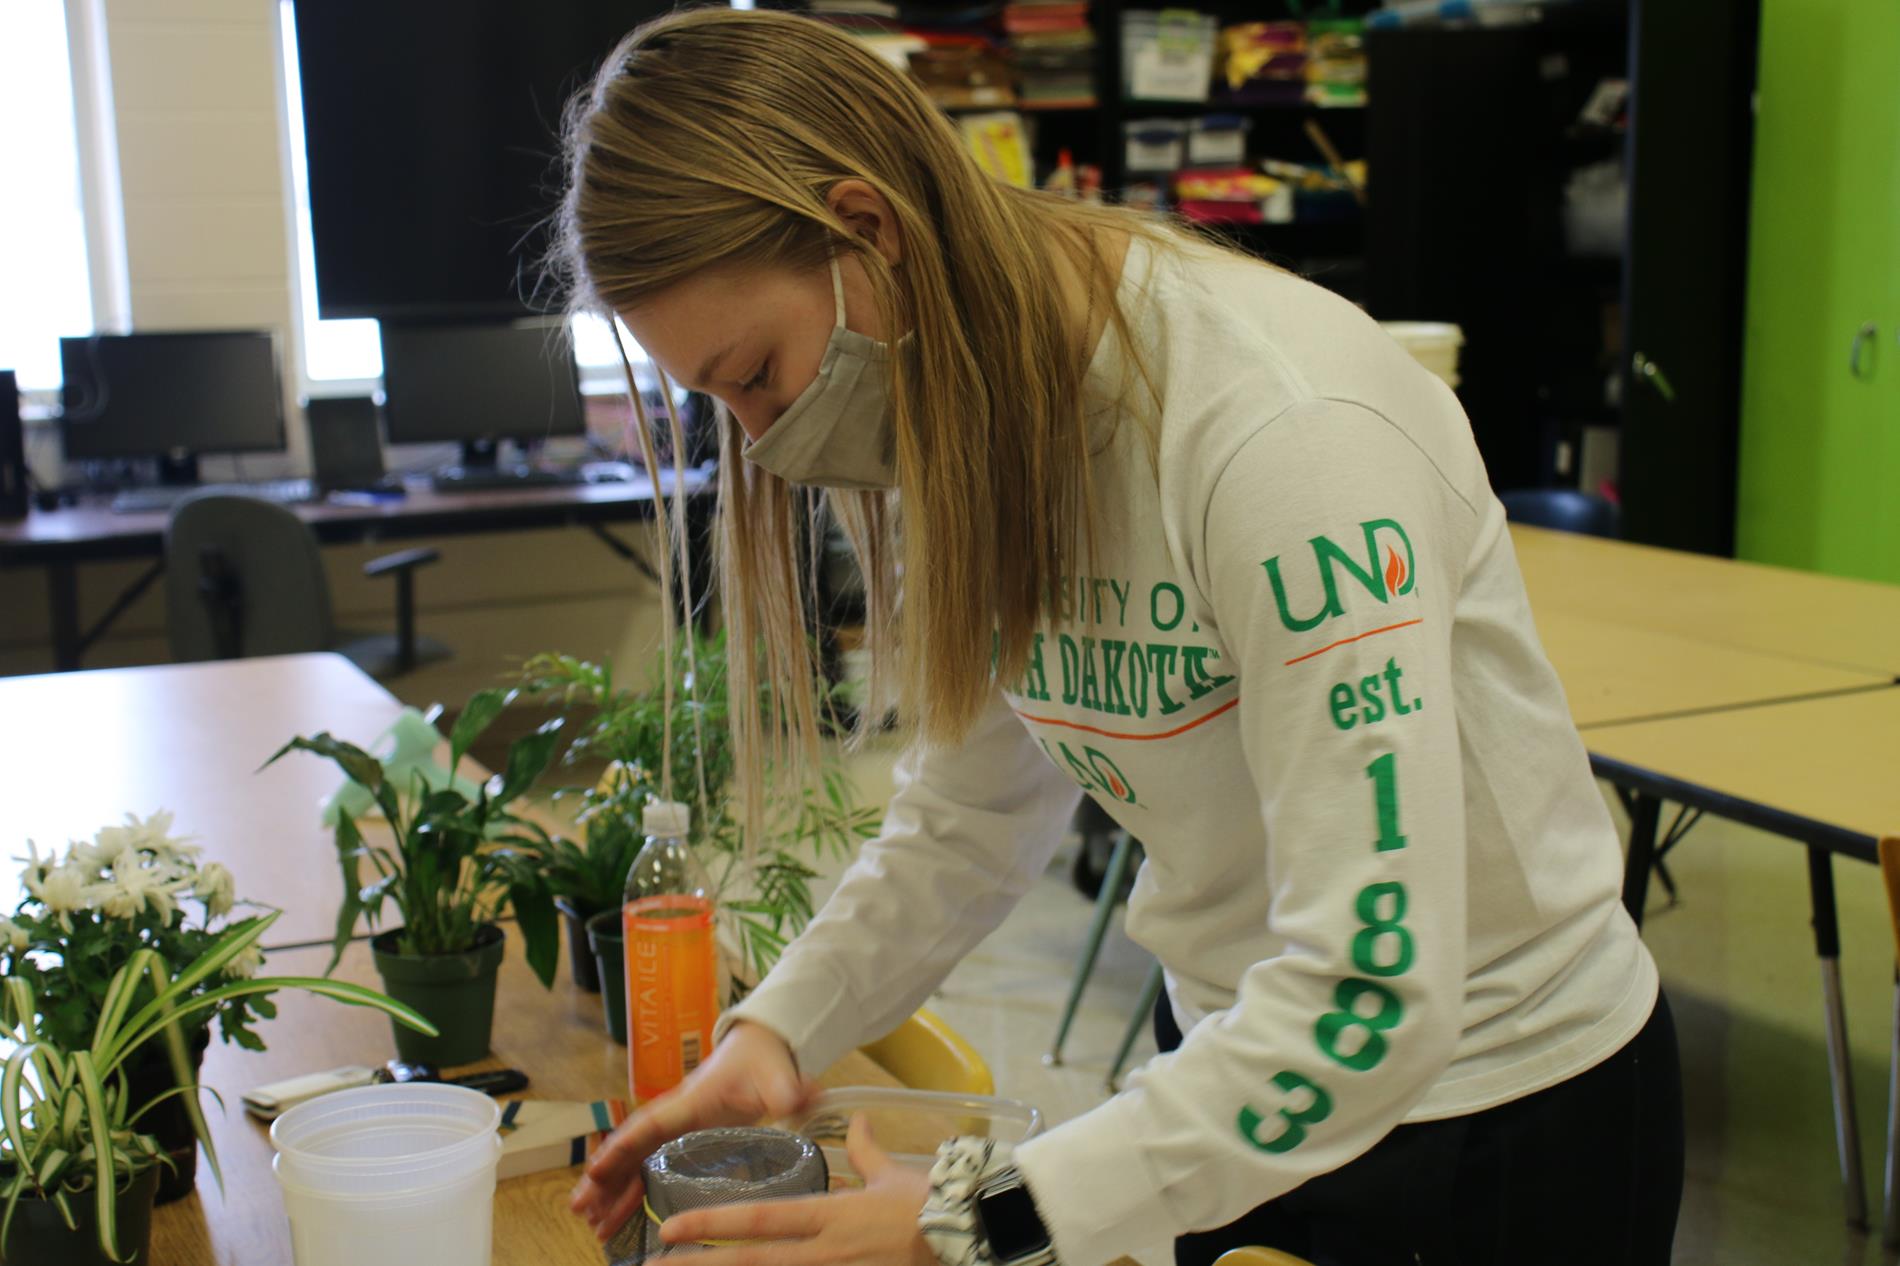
1305,18,1367,107
960,111,1034,186
1172,167,1290,225
1216,21,1306,106
1122,9,1218,102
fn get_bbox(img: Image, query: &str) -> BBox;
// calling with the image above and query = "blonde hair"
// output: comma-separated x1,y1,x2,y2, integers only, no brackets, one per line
554,6,1195,833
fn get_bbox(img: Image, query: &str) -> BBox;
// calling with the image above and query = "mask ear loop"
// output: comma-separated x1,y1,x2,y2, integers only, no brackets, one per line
828,256,849,331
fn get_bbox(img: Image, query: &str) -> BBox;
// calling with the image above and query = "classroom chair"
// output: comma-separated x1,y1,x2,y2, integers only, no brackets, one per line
1048,818,1143,1068
164,492,449,680
1497,487,1622,539
1874,837,1900,1245
862,1008,995,1097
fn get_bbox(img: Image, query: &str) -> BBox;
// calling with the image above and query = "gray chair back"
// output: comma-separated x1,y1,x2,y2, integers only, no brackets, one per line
164,493,335,662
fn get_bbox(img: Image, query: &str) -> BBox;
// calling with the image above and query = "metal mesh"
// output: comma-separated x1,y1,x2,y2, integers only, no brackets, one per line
606,1128,828,1266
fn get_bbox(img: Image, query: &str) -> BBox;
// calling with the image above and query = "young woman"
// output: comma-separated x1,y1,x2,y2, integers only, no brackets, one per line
560,9,1683,1266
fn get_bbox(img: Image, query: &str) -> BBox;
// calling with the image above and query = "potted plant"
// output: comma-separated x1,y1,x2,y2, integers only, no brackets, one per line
519,633,882,1023
269,689,564,1067
3,813,284,1205
0,908,433,1265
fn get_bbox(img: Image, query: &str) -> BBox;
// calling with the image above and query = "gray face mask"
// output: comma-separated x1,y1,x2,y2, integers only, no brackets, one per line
740,259,898,491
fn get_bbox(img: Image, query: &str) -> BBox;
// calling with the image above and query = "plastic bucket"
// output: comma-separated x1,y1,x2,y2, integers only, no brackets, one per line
270,1083,503,1266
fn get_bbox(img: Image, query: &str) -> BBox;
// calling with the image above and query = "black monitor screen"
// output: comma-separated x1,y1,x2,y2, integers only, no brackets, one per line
292,1,667,321
59,332,285,460
378,322,584,446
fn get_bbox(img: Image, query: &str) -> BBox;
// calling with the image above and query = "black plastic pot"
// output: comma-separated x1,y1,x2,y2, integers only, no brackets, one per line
370,923,506,1067
124,1027,211,1205
585,909,627,1045
555,895,604,993
1,1164,159,1266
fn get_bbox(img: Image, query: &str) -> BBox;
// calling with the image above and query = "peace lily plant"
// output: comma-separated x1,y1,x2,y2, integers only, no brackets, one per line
0,822,435,1263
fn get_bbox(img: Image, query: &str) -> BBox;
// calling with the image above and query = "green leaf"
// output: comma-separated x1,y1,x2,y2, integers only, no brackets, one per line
450,688,516,773
493,718,565,808
69,1052,121,1262
1,1045,43,1184
509,882,560,990
330,815,367,975
116,978,436,1065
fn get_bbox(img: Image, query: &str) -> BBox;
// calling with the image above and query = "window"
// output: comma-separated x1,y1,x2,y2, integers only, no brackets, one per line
0,0,94,390
277,1,380,387
276,1,634,391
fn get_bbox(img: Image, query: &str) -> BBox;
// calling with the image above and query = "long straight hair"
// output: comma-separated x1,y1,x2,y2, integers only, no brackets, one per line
553,7,1196,837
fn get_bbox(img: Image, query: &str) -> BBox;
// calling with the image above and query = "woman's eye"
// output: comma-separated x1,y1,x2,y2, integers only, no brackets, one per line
743,362,770,392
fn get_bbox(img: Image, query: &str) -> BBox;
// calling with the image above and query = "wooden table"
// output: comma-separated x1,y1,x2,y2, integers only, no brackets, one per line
1511,523,1900,677
1532,608,1889,729
0,468,713,671
1587,688,1900,1233
0,654,412,948
151,933,904,1265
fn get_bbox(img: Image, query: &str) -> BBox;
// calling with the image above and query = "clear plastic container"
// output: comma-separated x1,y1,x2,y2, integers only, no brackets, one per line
781,1088,1043,1184
270,1083,503,1266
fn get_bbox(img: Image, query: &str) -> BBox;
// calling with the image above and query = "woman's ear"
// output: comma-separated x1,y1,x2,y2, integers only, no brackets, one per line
826,179,904,267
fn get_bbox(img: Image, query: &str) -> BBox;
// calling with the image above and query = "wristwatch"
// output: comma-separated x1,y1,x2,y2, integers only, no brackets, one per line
973,1166,1056,1266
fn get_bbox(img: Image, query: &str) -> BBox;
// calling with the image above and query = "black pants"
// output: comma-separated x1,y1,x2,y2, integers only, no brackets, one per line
1156,990,1685,1266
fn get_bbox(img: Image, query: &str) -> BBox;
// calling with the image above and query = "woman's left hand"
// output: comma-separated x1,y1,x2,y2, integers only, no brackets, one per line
657,1114,937,1266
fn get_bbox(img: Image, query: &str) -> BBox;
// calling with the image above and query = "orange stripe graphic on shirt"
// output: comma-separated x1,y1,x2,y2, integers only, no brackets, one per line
1283,618,1424,667
1012,696,1240,742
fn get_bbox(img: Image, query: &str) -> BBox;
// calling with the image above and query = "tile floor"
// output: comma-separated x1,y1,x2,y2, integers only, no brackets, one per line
828,742,1900,1266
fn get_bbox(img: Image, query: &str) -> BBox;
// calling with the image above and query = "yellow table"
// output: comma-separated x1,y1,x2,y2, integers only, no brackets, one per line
151,934,904,1265
1586,689,1900,1233
0,655,410,948
1511,524,1900,677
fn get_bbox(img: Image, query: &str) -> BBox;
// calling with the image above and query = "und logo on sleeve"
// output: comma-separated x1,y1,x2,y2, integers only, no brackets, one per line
1262,519,1416,634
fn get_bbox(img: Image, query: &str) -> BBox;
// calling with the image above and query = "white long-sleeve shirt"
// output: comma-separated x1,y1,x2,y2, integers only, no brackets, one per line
725,234,1658,1265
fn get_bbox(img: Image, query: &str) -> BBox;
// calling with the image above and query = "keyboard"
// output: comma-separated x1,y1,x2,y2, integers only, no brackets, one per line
111,479,316,515
429,464,629,493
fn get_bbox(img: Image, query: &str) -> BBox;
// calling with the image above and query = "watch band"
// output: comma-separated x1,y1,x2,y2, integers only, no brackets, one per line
920,1138,1057,1266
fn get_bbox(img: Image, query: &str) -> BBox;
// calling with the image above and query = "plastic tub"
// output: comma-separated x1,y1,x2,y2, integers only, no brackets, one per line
270,1083,503,1266
783,1088,1043,1184
1379,321,1466,389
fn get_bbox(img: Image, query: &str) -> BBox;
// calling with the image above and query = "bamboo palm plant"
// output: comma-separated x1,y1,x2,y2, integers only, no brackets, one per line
519,632,881,987
0,909,433,1262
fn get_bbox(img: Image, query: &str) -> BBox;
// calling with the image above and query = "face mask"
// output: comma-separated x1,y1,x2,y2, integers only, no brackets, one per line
740,258,898,490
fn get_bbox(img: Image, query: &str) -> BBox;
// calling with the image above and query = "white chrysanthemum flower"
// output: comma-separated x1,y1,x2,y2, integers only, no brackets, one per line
195,862,237,919
0,917,27,954
25,862,102,929
223,944,266,979
100,849,187,923
95,810,200,868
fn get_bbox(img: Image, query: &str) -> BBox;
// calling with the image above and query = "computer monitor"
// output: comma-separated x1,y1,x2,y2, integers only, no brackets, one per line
60,331,285,483
377,320,584,467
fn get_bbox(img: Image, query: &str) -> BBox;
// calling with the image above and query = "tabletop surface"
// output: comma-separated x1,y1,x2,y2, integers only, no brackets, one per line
1584,687,1900,843
0,654,413,948
1532,608,1889,729
0,468,711,562
150,934,905,1266
1510,524,1900,678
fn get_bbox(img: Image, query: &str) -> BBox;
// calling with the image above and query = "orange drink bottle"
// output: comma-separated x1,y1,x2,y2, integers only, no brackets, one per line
623,799,718,1103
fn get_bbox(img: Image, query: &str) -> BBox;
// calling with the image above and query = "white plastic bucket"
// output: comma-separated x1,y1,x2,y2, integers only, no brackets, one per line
1379,321,1466,390
270,1083,503,1266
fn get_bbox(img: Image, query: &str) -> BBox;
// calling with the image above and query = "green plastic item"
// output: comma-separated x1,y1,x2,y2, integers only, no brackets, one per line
320,707,486,828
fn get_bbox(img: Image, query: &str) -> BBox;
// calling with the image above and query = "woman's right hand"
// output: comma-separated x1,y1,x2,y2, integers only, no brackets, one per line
570,1020,823,1242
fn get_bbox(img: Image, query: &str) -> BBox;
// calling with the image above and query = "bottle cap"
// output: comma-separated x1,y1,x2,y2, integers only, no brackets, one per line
643,799,692,838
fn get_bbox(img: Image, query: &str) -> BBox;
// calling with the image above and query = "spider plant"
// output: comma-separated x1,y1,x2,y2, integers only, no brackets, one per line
0,909,433,1262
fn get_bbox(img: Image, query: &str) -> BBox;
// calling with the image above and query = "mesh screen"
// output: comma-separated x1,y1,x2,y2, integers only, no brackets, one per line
606,1128,828,1266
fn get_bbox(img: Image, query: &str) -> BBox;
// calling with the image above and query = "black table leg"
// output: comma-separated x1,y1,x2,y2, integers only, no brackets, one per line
1622,791,1662,928
1809,846,1869,1228
48,562,80,672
